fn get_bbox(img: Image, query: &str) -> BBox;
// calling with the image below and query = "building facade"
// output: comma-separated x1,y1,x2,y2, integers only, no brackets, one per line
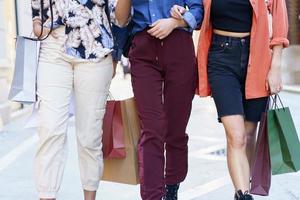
287,0,300,44
0,0,16,128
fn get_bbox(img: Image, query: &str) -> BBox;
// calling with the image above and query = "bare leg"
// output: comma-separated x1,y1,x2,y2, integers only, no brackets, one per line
222,115,250,192
244,121,258,175
84,190,97,200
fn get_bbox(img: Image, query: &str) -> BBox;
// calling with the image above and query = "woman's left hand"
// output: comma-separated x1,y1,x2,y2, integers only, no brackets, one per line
170,5,187,20
147,18,178,40
266,56,283,94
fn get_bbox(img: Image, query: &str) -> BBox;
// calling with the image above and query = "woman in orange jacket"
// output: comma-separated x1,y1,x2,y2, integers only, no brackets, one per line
171,0,289,199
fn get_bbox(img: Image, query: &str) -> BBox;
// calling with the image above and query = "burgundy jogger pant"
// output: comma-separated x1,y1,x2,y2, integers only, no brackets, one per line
129,30,197,200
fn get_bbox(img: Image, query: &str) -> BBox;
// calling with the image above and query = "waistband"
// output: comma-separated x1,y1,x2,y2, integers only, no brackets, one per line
136,28,192,38
212,33,250,45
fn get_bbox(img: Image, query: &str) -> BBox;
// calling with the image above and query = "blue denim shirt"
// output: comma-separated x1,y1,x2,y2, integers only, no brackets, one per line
131,0,204,34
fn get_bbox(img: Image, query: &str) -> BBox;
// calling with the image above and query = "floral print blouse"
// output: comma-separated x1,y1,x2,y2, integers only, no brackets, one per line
31,0,118,62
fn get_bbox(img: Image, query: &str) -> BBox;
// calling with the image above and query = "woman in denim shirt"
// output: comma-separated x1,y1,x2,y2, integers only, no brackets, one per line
117,1,203,200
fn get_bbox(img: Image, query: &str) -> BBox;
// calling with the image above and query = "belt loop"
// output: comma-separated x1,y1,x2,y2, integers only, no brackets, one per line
241,38,246,46
226,36,231,47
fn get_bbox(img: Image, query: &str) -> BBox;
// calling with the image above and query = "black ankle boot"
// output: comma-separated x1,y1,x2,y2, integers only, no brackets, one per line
243,191,254,200
234,190,254,200
165,183,180,200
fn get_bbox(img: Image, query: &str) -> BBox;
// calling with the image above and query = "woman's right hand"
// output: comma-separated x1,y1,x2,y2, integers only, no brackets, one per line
266,45,284,95
170,5,187,20
33,20,57,39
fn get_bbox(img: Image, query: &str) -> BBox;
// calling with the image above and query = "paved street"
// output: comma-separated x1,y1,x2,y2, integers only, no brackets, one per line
0,67,300,200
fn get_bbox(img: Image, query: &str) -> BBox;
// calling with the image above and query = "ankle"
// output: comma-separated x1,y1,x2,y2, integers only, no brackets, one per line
83,190,96,200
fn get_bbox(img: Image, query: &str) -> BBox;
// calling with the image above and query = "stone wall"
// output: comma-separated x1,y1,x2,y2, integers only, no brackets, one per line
287,0,300,45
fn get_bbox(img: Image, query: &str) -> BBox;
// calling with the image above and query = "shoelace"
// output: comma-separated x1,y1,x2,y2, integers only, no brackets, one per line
165,184,180,200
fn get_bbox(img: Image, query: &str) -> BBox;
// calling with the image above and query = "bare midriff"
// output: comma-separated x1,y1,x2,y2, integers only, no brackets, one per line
213,29,250,38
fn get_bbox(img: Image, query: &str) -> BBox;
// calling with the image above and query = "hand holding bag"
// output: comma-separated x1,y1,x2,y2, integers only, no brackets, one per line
8,0,54,104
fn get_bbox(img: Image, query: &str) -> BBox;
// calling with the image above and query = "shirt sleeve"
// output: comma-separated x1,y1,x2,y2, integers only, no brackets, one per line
269,0,289,48
108,0,121,25
183,0,204,30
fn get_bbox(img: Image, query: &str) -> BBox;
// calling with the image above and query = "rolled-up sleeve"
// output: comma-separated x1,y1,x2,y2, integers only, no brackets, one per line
183,0,204,30
270,0,289,48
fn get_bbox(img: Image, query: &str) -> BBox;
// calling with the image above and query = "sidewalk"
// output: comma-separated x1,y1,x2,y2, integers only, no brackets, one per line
284,84,300,94
0,66,300,200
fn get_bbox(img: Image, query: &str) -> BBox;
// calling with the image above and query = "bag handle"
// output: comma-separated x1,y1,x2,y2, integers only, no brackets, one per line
277,94,285,108
28,0,54,41
270,94,285,110
264,96,271,112
39,0,54,40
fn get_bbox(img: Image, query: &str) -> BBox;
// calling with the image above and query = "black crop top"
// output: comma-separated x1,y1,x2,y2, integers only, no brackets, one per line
211,0,253,33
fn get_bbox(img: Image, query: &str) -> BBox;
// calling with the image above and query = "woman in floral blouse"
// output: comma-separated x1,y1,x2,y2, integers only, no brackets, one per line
31,1,126,199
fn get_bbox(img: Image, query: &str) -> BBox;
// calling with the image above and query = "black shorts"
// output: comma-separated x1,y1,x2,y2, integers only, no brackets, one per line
207,34,268,123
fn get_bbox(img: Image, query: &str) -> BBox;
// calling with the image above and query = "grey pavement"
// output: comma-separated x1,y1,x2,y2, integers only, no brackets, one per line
0,67,300,200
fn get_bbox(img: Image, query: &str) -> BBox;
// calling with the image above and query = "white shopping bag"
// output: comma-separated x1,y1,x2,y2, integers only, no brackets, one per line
8,36,39,104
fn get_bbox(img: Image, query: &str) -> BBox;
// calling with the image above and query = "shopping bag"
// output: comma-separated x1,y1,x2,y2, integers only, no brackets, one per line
9,0,54,104
102,100,126,159
8,36,39,104
267,95,300,175
250,112,271,196
102,98,140,185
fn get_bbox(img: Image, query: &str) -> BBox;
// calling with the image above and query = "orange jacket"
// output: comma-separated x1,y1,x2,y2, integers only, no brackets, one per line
197,0,289,99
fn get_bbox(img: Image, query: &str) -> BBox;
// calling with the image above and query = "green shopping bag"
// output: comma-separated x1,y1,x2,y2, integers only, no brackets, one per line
267,95,300,175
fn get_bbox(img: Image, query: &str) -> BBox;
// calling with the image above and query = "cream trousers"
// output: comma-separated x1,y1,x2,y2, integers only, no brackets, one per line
35,27,113,198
